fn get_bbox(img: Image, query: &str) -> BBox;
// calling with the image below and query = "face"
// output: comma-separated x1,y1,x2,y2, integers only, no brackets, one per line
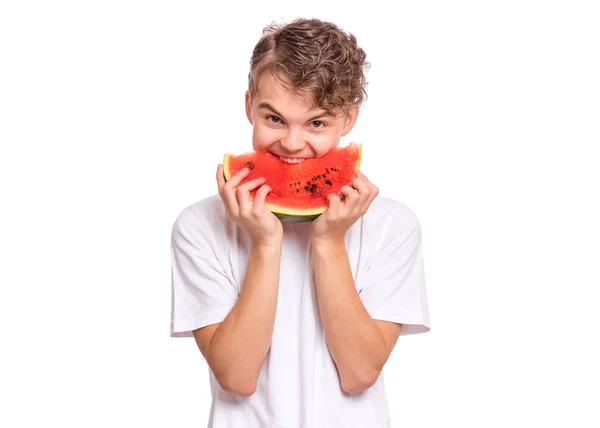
245,72,359,164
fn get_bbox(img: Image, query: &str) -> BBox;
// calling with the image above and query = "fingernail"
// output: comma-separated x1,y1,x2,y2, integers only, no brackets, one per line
242,168,249,173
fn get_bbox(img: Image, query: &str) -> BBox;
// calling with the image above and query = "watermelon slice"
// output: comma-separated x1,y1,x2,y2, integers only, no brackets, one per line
223,143,362,222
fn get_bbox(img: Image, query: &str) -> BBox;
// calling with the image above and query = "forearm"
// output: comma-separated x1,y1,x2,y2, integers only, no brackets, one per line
207,242,281,394
312,239,388,392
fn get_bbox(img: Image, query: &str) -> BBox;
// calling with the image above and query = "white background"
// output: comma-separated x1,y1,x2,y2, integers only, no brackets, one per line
1,0,599,427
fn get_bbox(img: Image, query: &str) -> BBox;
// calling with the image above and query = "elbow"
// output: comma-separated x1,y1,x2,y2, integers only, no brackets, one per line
341,368,381,394
217,374,257,397
207,355,258,397
226,383,257,397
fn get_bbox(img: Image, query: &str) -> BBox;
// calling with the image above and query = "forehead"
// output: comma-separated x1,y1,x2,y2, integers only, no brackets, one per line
253,72,340,118
255,73,314,108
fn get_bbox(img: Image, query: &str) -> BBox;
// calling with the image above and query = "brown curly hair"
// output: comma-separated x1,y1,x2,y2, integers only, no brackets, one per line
248,18,369,115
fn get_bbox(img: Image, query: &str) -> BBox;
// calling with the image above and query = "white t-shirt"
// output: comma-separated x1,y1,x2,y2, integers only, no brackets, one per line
170,194,430,428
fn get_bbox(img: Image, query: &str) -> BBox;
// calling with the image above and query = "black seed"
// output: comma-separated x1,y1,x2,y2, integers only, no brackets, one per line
326,180,332,186
317,175,321,179
307,181,310,185
326,168,329,173
296,189,299,193
304,186,310,191
246,161,255,170
323,174,327,178
331,167,336,171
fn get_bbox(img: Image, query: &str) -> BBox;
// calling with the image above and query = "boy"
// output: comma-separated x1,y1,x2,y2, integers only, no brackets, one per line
170,18,430,428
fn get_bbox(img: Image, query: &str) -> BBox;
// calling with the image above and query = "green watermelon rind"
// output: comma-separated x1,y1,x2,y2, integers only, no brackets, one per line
222,144,362,222
274,212,321,223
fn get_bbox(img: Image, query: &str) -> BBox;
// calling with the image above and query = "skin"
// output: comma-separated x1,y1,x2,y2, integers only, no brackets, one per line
193,72,402,396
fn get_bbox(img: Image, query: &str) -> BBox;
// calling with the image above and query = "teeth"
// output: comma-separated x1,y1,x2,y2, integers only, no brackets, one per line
279,156,305,164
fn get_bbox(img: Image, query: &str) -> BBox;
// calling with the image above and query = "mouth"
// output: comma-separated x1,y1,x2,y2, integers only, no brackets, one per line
278,156,306,164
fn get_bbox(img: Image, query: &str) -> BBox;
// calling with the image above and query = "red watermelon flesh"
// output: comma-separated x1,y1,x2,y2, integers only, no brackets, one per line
223,143,362,221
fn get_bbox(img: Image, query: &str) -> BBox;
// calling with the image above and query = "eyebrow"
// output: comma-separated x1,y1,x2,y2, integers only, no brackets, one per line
257,102,335,122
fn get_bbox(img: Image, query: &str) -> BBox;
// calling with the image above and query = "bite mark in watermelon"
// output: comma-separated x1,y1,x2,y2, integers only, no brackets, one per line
223,143,362,222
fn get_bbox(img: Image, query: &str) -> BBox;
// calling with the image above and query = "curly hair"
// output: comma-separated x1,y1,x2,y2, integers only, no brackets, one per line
248,18,369,114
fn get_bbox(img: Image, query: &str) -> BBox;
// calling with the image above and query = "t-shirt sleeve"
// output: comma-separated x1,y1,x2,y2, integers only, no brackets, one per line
358,205,431,336
170,208,238,338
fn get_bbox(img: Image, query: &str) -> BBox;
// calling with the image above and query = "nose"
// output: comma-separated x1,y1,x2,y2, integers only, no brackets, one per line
280,128,306,153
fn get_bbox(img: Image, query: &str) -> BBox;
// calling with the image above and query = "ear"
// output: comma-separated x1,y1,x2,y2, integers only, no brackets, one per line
340,107,359,137
245,91,253,125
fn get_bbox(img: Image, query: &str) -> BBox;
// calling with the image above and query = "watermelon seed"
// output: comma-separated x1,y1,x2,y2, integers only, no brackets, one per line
326,168,329,173
246,161,255,170
326,180,332,186
296,189,299,193
304,186,310,191
330,167,336,171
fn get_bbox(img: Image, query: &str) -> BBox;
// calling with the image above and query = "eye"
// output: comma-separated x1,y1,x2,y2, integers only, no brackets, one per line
267,115,282,123
311,121,325,128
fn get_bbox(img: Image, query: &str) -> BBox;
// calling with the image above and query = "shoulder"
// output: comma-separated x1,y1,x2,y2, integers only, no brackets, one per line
355,195,424,257
175,194,225,222
171,194,232,240
363,195,421,232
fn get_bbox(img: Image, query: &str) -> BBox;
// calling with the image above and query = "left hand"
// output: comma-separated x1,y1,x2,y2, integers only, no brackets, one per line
309,171,379,244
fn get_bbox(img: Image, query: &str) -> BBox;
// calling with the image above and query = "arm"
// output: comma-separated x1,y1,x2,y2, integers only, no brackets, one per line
194,240,281,397
192,164,283,397
312,239,402,394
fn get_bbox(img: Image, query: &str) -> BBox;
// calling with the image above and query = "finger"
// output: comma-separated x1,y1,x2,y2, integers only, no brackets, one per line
252,184,272,216
360,172,380,210
237,177,266,215
326,193,341,217
366,183,379,207
357,170,370,181
356,171,380,213
339,185,360,211
216,164,225,193
220,166,250,217
351,176,372,213
223,166,250,191
358,185,379,215
216,164,235,216
237,176,266,192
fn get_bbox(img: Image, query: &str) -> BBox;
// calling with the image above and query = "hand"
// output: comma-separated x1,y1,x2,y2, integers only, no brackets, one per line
309,171,379,244
216,164,283,246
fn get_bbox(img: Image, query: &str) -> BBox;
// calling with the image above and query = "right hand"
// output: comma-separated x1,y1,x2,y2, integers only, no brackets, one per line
216,164,283,246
